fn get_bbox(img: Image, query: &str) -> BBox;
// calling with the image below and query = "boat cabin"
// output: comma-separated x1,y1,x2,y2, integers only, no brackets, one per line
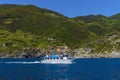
44,54,68,60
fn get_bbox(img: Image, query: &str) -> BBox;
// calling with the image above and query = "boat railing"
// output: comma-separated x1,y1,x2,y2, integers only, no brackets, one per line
44,54,69,60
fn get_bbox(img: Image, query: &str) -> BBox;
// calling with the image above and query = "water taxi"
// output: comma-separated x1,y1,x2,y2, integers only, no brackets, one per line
41,54,72,64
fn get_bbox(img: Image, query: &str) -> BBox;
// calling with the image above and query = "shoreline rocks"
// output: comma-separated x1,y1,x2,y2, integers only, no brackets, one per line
0,47,120,58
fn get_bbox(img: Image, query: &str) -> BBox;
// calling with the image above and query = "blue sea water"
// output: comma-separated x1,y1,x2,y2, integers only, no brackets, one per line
0,58,120,80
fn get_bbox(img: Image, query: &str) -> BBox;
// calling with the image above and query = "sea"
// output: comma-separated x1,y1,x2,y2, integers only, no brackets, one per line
0,58,120,80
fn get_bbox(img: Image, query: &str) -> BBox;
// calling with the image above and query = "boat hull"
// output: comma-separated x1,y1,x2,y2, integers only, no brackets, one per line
41,59,72,64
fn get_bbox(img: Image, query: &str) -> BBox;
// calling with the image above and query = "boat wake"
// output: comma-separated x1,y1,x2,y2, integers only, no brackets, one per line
0,61,74,64
0,58,76,64
0,61,41,64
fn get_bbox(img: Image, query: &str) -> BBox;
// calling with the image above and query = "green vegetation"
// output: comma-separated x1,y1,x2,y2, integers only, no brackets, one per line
0,4,120,57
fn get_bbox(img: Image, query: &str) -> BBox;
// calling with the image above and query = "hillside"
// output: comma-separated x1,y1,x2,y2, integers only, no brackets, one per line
0,4,95,56
74,14,107,23
0,4,120,58
73,14,120,57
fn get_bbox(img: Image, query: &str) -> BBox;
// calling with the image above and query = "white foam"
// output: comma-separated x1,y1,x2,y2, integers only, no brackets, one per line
0,61,41,64
0,59,75,64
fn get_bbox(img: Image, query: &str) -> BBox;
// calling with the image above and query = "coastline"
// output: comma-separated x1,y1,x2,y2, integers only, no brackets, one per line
0,51,120,58
74,51,120,58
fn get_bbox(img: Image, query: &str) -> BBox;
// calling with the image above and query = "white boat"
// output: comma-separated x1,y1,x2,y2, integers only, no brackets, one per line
41,54,72,64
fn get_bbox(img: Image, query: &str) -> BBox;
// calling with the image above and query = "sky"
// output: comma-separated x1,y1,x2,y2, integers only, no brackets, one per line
0,0,120,18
